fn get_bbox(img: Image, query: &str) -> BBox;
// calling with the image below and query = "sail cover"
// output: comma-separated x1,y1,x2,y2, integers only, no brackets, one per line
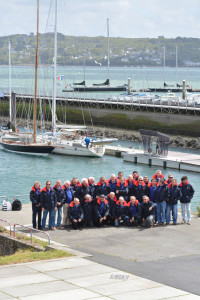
73,80,85,86
93,79,109,86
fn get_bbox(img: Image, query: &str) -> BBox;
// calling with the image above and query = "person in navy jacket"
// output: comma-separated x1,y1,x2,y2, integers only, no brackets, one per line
75,178,91,205
141,196,155,228
154,178,170,225
88,177,96,199
94,194,110,227
106,192,117,223
106,174,119,193
115,178,128,201
40,181,57,230
132,177,148,203
68,198,84,229
53,180,66,229
70,177,81,194
83,194,94,227
113,196,129,227
62,180,74,226
179,176,195,225
128,196,142,226
30,181,42,229
95,177,111,201
166,179,182,225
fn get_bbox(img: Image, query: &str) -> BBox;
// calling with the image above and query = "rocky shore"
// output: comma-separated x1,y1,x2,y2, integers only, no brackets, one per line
1,117,200,150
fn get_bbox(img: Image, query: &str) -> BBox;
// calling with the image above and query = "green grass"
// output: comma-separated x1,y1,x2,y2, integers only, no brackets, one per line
0,249,72,266
196,203,200,217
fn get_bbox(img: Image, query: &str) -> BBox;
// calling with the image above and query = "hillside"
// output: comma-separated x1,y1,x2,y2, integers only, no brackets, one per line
1,34,200,67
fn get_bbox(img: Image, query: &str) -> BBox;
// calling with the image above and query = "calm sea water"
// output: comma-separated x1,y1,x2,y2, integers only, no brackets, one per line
0,65,200,98
0,140,199,212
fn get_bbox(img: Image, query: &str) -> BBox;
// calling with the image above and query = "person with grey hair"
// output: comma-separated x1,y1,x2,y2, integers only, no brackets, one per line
132,176,148,203
88,177,96,199
68,198,84,230
76,178,90,205
30,181,42,229
141,195,155,228
62,180,74,227
154,178,170,225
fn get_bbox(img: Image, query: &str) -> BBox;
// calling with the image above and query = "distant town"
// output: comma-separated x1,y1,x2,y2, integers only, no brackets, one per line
0,33,200,67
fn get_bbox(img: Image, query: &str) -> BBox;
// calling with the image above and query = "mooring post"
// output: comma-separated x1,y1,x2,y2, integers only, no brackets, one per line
128,78,131,95
182,80,186,100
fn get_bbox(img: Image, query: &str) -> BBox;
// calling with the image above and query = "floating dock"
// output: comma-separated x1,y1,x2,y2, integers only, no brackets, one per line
105,146,200,173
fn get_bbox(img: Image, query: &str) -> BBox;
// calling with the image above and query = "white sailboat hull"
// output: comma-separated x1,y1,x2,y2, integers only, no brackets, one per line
52,144,105,157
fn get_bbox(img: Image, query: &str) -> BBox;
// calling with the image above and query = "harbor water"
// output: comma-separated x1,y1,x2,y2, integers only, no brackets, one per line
0,140,199,212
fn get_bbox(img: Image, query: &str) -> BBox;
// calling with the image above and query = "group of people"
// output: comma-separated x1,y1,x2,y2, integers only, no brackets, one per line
30,170,195,230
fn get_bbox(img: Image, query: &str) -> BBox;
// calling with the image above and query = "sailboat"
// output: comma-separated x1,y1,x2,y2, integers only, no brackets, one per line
38,0,105,157
0,0,54,155
63,18,127,93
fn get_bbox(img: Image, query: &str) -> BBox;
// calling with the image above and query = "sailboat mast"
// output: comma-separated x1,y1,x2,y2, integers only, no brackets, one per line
107,18,110,86
8,41,12,128
52,0,57,135
176,45,178,84
163,45,166,83
33,0,39,144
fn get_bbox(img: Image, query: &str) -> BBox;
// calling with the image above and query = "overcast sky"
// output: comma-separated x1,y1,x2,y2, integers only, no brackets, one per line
0,0,200,38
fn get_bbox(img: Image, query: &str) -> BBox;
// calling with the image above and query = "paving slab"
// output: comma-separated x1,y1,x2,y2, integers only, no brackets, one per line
0,265,37,278
89,278,163,296
19,288,100,300
0,292,16,300
46,263,117,280
0,273,57,289
111,286,189,300
66,271,136,288
0,281,78,298
27,257,94,272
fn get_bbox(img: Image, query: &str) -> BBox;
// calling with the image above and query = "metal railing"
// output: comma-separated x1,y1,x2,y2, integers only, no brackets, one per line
12,194,29,201
0,218,12,236
13,223,50,245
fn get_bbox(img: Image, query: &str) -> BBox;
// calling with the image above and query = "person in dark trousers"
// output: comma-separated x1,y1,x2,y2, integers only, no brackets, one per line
148,178,158,222
88,177,96,199
154,178,170,226
132,177,148,203
40,181,57,231
94,194,110,227
30,181,42,230
68,198,84,229
83,194,94,227
141,195,155,228
113,196,129,227
95,177,111,200
53,180,66,229
62,180,74,226
179,176,195,225
128,196,142,226
166,179,182,225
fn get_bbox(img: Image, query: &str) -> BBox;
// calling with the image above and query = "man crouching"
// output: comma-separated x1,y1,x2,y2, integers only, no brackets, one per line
141,195,155,228
113,196,129,227
67,198,84,230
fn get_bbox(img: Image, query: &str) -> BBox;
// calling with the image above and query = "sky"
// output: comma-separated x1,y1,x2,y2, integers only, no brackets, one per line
0,0,200,38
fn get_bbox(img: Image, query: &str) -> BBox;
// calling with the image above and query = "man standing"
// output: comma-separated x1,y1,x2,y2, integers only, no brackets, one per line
154,178,169,226
62,180,74,227
166,179,182,225
41,181,57,231
30,181,42,230
53,180,66,229
179,176,195,225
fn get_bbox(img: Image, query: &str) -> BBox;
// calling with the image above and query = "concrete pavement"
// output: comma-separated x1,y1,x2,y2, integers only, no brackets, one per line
0,256,199,300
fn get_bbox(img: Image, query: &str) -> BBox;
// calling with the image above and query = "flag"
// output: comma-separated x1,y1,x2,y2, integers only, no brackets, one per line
0,92,4,98
58,76,63,81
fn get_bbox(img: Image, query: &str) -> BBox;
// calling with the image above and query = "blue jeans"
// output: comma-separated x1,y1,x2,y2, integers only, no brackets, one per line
115,216,129,227
42,208,55,229
181,203,191,222
166,204,178,224
156,202,166,224
56,206,63,227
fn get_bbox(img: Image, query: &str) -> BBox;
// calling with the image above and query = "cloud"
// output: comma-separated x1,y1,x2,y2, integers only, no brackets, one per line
0,0,200,38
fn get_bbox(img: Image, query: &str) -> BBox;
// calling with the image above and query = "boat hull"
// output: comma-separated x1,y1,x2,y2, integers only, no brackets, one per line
52,145,104,157
0,141,54,155
63,86,127,92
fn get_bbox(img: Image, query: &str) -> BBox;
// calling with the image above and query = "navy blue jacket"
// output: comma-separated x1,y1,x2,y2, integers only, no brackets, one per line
75,184,91,205
30,187,41,207
127,201,142,219
106,195,117,217
179,182,195,203
133,183,148,203
141,201,155,219
53,186,66,206
95,182,111,198
94,199,110,220
68,201,84,221
154,184,170,203
115,183,128,200
40,187,57,209
88,183,96,199
168,184,182,205
113,201,129,219
83,199,94,224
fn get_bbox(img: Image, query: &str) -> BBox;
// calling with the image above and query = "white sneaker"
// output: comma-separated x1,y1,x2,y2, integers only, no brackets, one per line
187,221,191,225
181,220,186,224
